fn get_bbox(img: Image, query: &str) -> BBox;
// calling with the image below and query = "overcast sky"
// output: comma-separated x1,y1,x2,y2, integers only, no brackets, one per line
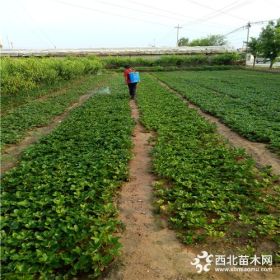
0,0,279,49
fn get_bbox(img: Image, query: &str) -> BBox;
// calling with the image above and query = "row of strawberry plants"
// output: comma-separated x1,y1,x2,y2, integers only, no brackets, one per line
1,75,106,148
137,74,279,257
1,79,134,278
154,70,280,155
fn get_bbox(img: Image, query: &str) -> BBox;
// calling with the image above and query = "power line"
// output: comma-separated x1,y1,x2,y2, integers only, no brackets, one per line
202,0,249,21
224,18,279,36
123,0,198,20
49,0,172,27
224,26,244,36
185,0,248,21
183,0,241,26
154,1,250,46
223,18,279,50
182,0,250,27
92,0,186,22
129,0,247,22
154,27,175,46
266,0,280,10
19,0,56,48
50,0,236,31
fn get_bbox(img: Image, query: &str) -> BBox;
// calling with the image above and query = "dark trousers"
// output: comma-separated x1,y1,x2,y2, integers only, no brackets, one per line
128,83,137,99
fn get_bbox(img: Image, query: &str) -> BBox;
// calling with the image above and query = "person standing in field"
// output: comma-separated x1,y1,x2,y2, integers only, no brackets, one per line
123,65,138,100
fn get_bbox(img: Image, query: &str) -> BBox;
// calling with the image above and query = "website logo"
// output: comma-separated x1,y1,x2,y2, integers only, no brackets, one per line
190,252,273,273
191,251,213,273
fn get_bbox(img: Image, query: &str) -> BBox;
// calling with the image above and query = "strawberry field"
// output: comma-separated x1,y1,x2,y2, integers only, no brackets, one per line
2,76,133,278
154,70,280,155
138,73,279,253
1,61,280,278
1,75,107,148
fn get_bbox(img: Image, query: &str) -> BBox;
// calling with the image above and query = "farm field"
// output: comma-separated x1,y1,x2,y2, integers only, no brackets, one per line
1,64,280,278
154,70,280,155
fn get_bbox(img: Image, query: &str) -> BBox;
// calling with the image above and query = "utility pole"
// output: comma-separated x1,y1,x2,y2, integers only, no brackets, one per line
245,22,251,52
245,22,251,64
174,24,183,47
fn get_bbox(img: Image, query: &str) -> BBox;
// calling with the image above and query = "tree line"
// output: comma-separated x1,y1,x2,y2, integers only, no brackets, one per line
178,34,227,47
178,19,280,69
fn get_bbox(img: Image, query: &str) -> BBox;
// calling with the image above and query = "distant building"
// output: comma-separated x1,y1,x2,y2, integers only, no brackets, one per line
0,46,236,57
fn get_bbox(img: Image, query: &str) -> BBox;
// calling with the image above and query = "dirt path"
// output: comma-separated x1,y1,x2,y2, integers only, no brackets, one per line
154,76,280,176
1,92,94,175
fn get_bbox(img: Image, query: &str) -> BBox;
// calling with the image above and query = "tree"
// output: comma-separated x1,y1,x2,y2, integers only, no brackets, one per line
258,19,280,68
178,34,227,47
178,37,189,46
247,37,260,68
188,34,227,46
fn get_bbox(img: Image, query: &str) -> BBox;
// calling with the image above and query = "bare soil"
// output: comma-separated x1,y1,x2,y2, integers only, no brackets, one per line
103,100,280,280
154,77,280,176
1,92,94,175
